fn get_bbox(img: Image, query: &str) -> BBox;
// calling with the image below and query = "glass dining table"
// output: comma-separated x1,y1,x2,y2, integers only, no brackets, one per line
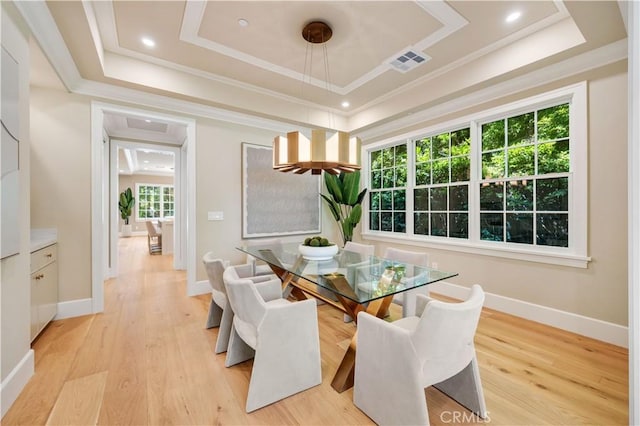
237,242,458,392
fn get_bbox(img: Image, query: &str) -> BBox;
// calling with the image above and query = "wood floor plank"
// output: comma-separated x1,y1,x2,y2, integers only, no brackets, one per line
2,236,629,425
45,371,108,426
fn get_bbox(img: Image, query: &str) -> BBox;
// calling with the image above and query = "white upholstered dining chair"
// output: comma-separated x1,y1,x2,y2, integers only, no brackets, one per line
222,265,322,412
244,238,283,276
383,247,430,317
342,241,376,322
354,284,487,425
202,254,276,354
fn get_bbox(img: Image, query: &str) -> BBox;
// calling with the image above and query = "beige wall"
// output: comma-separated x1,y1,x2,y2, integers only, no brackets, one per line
30,87,92,302
1,2,32,384
118,174,174,233
358,61,629,326
194,118,340,282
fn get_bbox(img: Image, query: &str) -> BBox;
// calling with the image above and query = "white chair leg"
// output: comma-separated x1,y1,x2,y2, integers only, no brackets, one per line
214,305,233,354
224,326,255,367
206,299,222,329
433,357,487,418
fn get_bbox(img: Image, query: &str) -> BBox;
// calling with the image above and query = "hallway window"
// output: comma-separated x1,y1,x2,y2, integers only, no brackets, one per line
137,184,174,220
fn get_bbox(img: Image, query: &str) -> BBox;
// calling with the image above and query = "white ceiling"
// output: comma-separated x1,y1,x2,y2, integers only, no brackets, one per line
117,146,175,176
103,110,183,176
26,1,627,137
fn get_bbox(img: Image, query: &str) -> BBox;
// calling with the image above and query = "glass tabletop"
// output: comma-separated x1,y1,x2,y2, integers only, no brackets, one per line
237,242,458,304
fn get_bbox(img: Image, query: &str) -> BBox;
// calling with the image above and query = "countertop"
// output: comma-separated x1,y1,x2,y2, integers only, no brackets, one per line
31,228,57,252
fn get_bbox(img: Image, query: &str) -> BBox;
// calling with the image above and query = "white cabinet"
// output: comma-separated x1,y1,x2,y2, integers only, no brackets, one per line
30,243,58,341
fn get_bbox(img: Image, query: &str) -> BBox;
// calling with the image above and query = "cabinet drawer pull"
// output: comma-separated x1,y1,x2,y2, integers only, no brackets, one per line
45,253,53,258
35,274,44,280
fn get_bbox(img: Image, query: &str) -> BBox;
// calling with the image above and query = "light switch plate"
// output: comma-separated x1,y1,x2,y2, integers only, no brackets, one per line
208,211,224,221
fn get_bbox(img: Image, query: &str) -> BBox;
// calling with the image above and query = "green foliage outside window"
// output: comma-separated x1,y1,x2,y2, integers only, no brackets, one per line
137,184,174,220
367,101,571,250
369,144,407,233
480,103,570,246
413,128,470,239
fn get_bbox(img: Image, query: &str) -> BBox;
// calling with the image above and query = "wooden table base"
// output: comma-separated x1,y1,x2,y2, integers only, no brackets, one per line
330,295,393,392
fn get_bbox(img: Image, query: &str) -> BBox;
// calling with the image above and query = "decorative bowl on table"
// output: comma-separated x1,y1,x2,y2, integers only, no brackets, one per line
298,236,339,261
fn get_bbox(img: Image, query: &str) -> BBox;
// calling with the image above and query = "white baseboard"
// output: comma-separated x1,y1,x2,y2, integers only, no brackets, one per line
187,280,210,297
1,349,34,418
55,298,93,320
429,281,629,348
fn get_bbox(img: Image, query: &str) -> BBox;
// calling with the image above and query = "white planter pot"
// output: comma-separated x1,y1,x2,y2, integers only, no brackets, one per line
298,244,338,261
121,224,132,237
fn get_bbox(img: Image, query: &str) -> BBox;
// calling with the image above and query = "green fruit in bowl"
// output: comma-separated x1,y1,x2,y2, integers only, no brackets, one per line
303,236,334,247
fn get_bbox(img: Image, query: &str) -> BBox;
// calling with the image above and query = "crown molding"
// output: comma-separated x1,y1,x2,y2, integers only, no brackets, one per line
15,1,628,138
15,1,306,134
13,0,81,91
355,38,628,140
75,78,300,134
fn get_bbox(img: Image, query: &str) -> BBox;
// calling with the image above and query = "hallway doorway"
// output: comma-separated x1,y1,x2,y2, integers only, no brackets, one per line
91,101,197,313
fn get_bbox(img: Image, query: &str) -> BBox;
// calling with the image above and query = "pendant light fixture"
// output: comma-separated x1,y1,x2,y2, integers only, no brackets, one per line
273,21,361,175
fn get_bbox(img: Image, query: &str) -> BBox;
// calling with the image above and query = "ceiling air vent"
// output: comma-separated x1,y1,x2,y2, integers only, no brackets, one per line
388,49,430,73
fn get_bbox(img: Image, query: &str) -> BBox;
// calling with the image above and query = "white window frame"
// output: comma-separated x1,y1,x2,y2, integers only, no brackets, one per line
362,82,589,268
135,183,175,221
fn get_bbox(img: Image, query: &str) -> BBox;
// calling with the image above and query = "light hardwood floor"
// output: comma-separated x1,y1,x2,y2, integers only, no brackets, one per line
3,236,628,425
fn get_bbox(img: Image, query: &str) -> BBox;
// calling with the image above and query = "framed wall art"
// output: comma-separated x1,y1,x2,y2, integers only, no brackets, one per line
242,143,321,238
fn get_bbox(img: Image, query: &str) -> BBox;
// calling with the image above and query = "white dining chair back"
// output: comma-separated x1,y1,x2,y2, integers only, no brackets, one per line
341,242,376,322
354,285,487,425
343,241,375,258
202,255,276,354
383,247,429,317
222,266,321,412
245,238,283,275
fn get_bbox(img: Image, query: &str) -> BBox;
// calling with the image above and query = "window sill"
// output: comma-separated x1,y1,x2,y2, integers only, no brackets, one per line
361,232,591,268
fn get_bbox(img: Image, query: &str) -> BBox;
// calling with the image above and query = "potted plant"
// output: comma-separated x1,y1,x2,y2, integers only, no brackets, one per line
321,171,367,246
119,187,135,237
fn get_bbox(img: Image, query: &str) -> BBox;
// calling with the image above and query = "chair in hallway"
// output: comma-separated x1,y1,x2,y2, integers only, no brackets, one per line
383,247,430,317
354,285,487,425
146,221,162,254
202,255,276,354
222,265,321,412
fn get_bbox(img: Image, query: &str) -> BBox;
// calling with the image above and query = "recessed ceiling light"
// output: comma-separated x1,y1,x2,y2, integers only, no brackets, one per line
144,119,151,123
238,18,249,27
141,37,155,47
341,101,350,108
505,11,521,23
144,160,150,163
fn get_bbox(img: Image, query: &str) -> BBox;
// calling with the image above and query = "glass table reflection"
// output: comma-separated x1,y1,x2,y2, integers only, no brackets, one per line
236,242,458,392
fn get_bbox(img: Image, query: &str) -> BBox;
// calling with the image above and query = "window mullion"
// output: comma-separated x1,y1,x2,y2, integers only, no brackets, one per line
406,139,415,235
469,120,481,245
